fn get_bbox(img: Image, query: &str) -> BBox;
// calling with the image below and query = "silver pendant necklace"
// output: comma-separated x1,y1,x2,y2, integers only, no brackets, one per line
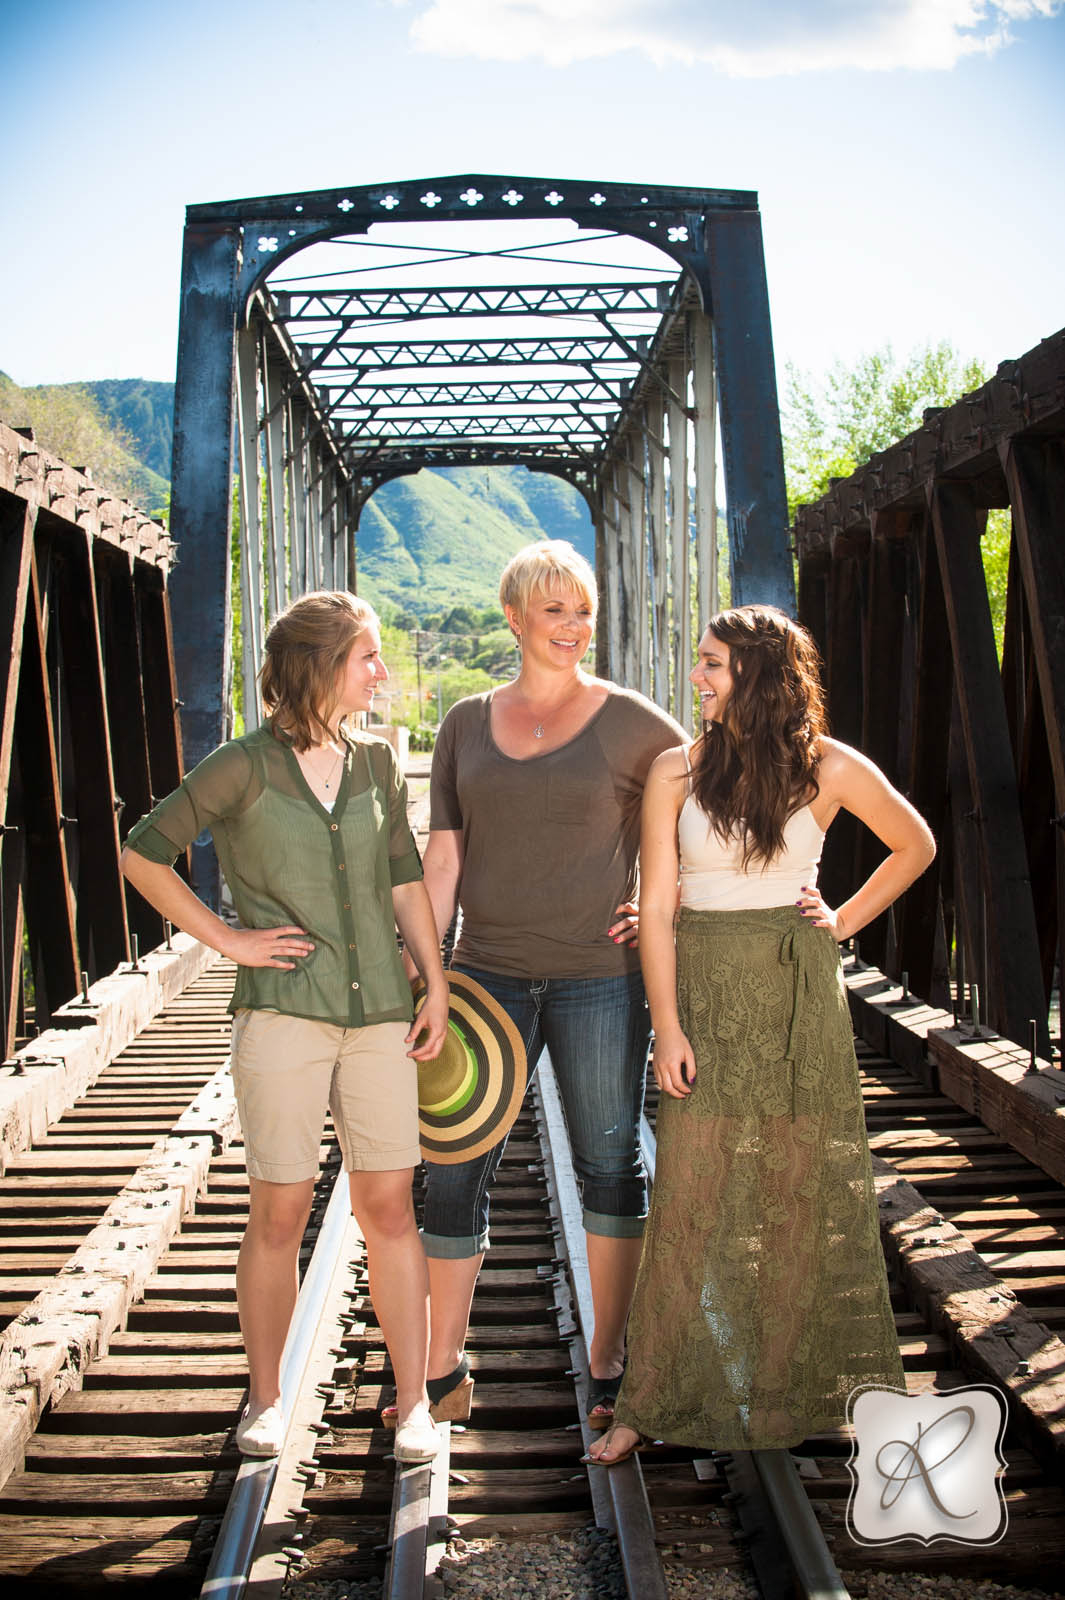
308,743,343,789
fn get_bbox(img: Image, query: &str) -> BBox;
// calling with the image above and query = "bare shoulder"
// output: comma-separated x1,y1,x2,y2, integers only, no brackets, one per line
646,743,693,806
816,737,935,853
815,735,872,790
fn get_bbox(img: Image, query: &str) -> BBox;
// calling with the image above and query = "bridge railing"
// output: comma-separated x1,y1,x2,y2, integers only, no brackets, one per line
794,329,1065,1059
0,420,182,1055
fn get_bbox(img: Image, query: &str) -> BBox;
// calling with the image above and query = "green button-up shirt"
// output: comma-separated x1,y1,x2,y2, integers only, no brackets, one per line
124,723,421,1027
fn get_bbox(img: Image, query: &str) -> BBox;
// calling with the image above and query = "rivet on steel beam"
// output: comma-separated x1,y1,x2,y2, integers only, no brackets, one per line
1015,1360,1031,1376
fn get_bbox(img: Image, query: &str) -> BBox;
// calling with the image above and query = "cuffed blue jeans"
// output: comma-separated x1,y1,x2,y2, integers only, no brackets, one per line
421,965,651,1258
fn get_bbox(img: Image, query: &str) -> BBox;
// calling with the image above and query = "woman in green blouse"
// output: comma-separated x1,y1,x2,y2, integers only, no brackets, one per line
121,591,448,1464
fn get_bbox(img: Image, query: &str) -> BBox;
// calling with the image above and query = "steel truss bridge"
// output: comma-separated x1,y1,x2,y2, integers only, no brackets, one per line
169,174,793,899
0,171,1061,1069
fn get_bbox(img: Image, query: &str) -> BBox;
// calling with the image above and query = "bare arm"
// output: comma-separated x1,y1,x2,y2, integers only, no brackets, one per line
391,879,450,1059
401,828,463,980
120,849,314,967
801,738,936,941
638,747,696,1098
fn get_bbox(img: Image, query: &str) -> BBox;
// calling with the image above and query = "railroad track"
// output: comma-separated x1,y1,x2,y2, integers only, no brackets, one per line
1,785,1064,1599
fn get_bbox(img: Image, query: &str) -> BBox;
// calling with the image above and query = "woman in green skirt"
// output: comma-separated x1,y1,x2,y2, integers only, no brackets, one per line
587,604,936,1462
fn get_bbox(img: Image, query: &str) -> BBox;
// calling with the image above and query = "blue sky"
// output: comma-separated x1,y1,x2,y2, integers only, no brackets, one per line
1,0,1062,390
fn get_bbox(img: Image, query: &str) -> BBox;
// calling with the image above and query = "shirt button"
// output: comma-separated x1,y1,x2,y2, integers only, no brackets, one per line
349,943,356,950
351,981,360,991
338,862,345,871
343,902,351,910
330,823,338,832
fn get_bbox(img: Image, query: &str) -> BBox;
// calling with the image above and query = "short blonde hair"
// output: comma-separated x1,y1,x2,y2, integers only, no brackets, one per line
260,590,378,749
499,540,598,624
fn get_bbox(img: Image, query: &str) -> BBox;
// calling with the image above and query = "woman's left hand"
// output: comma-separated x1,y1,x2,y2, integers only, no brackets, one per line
405,982,450,1060
608,900,640,947
797,885,844,940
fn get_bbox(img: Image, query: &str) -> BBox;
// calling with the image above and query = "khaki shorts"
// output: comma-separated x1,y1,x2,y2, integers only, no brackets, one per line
229,1010,420,1183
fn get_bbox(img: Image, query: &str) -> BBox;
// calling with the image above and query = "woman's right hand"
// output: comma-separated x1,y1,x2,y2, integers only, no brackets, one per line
652,1024,696,1098
224,925,314,969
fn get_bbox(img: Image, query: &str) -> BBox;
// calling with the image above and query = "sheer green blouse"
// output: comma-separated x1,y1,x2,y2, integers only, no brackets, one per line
124,723,421,1027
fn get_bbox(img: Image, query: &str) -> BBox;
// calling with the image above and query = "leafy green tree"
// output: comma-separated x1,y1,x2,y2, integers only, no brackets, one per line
782,341,987,519
0,373,166,508
783,341,1011,652
471,627,519,678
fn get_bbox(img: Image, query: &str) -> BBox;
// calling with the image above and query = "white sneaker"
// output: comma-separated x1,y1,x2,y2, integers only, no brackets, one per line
394,1403,439,1464
235,1401,285,1457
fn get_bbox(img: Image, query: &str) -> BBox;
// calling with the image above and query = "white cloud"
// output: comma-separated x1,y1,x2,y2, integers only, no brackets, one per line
397,0,1063,75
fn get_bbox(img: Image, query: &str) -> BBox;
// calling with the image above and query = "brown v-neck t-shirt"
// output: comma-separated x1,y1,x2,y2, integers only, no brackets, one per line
430,687,687,978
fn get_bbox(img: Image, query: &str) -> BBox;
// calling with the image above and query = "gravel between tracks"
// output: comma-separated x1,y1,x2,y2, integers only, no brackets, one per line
283,1529,1063,1598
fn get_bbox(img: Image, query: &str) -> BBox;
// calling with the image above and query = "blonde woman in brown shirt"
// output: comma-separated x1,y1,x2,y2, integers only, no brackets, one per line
393,542,686,1432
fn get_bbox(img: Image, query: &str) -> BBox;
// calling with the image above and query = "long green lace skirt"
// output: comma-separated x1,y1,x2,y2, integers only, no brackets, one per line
615,905,903,1450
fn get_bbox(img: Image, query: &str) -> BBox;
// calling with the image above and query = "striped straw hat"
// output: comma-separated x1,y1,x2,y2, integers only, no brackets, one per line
413,972,527,1165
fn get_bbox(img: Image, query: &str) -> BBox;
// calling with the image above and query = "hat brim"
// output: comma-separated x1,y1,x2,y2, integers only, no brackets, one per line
413,972,527,1166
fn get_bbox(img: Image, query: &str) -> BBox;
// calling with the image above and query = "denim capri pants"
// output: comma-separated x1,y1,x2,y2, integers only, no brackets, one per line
420,964,651,1257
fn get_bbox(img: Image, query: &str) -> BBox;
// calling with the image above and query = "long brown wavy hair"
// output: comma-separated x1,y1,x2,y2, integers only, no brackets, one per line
260,590,378,750
691,604,828,870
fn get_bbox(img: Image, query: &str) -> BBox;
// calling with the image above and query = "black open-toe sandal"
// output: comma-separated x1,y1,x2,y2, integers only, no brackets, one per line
427,1353,474,1423
585,1370,624,1429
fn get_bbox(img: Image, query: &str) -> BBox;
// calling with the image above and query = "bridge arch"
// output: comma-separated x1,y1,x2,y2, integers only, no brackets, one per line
169,175,792,903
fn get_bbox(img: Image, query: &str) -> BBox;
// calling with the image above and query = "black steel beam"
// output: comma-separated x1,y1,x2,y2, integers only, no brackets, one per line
167,222,241,908
705,208,794,612
275,281,668,321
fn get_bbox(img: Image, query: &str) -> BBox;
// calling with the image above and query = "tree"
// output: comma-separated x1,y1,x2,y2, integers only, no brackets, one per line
782,340,1009,652
782,341,987,519
0,373,162,508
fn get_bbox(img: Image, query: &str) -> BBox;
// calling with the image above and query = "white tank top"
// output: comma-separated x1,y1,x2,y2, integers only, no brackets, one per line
678,772,825,911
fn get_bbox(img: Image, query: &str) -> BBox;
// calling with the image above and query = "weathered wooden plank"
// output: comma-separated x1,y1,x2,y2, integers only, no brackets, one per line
54,526,130,976
14,543,79,1024
930,480,1047,1050
820,551,864,915
927,1024,1065,1188
874,1154,1065,1471
895,512,949,998
0,937,219,1175
0,1068,237,1489
94,541,163,951
0,497,36,1058
134,562,183,818
0,1468,235,1508
856,523,909,969
1002,435,1065,808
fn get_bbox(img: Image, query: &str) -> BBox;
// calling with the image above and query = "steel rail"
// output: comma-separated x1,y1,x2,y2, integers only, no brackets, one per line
383,1428,452,1600
535,1059,670,1600
199,1164,355,1600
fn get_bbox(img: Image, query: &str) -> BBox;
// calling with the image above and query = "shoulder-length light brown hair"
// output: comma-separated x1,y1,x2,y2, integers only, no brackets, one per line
260,590,378,750
691,604,827,869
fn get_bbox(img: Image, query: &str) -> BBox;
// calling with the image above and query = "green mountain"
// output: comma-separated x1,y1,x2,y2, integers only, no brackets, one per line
358,465,593,620
85,378,175,479
0,373,169,514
